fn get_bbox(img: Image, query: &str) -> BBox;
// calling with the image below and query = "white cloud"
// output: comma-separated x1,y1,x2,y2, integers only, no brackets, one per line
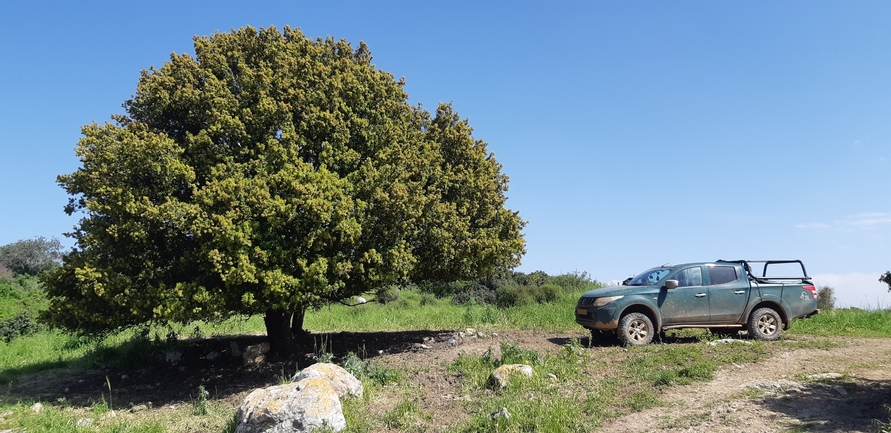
812,272,891,309
795,212,891,231
845,212,891,229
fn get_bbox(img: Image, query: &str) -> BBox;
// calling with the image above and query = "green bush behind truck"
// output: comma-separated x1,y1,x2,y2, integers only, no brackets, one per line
575,260,820,346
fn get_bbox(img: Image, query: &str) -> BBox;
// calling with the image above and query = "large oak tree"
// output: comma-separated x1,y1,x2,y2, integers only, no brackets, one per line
42,26,525,354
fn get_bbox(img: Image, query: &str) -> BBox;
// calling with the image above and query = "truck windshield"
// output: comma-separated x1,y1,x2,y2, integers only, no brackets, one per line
626,268,672,286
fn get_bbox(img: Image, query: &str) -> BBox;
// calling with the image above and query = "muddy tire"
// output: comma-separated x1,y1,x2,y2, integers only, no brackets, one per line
747,307,782,341
618,312,654,346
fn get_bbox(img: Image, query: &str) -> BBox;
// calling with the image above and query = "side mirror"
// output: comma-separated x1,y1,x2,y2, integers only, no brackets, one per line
665,279,679,289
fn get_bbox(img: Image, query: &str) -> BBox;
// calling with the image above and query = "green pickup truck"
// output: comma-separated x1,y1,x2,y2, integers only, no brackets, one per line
575,260,820,346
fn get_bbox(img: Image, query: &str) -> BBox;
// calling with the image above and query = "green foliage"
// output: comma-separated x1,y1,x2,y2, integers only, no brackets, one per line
340,351,402,386
816,285,836,311
0,275,47,321
192,385,210,415
0,311,41,342
495,283,564,308
41,26,526,345
0,237,63,276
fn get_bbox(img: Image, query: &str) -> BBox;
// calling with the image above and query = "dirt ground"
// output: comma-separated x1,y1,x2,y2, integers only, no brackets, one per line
4,330,891,432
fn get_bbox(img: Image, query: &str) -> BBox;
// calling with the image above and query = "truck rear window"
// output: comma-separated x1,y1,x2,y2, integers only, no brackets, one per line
708,266,739,285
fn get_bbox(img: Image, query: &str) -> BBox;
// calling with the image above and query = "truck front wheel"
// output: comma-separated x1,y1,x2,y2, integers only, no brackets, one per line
747,307,782,341
618,312,654,346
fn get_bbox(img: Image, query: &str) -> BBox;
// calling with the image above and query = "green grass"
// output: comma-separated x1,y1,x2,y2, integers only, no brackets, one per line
4,271,891,433
788,308,891,337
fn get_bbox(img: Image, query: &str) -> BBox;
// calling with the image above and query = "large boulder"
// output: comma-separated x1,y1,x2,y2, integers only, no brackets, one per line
292,363,363,398
235,377,346,433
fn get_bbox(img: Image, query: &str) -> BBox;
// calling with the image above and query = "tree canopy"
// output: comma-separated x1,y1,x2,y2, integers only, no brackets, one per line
0,237,63,276
41,26,526,353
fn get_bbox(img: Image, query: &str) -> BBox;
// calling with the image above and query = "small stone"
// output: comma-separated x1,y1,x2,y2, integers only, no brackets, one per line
206,351,221,360
130,404,149,412
491,406,511,420
357,296,367,304
76,418,94,427
465,328,477,336
547,373,557,381
833,385,848,396
31,402,43,414
121,374,129,380
491,332,499,337
419,344,431,349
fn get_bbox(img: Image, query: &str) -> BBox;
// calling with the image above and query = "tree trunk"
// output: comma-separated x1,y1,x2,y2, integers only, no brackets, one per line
290,307,309,340
264,310,297,356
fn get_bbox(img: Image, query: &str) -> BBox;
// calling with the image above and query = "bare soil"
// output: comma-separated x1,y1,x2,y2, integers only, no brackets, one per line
3,331,891,432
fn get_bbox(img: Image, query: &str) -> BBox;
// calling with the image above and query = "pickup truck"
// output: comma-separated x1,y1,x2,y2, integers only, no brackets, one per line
575,260,819,346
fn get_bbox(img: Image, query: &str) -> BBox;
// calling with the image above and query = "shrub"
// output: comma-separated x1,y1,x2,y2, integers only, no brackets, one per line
495,285,534,308
535,283,564,303
547,271,596,291
375,286,400,304
0,311,41,342
817,285,836,311
450,283,496,306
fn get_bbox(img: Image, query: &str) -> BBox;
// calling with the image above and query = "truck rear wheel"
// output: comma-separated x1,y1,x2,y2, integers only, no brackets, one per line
618,312,654,346
747,307,782,341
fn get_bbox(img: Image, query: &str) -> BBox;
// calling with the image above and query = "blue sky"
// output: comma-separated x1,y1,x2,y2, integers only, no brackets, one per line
1,1,889,307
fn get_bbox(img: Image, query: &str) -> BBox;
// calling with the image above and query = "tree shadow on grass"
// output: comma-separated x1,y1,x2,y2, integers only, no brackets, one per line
0,330,450,409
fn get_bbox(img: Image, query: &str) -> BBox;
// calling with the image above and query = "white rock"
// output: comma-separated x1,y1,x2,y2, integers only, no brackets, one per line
488,364,534,388
236,378,346,433
30,402,43,414
292,363,363,398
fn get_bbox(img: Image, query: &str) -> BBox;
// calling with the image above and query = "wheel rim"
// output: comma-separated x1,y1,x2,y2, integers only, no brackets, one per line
757,314,777,335
627,319,649,342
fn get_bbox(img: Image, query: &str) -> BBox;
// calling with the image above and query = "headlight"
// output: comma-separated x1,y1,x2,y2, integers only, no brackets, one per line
592,295,623,307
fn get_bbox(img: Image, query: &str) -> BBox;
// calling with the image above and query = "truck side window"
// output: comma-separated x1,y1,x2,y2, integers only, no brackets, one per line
675,267,702,287
708,266,739,285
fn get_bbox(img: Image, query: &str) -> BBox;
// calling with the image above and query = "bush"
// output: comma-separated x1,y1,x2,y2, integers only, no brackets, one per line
495,283,565,308
375,286,401,304
817,285,836,311
450,283,496,306
0,311,41,342
546,271,596,291
495,285,534,308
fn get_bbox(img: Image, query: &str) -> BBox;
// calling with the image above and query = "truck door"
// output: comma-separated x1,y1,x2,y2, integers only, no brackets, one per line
658,265,709,324
706,264,749,323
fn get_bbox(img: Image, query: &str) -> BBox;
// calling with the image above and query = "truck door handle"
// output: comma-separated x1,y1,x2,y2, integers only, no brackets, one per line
695,293,707,298
733,291,746,294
